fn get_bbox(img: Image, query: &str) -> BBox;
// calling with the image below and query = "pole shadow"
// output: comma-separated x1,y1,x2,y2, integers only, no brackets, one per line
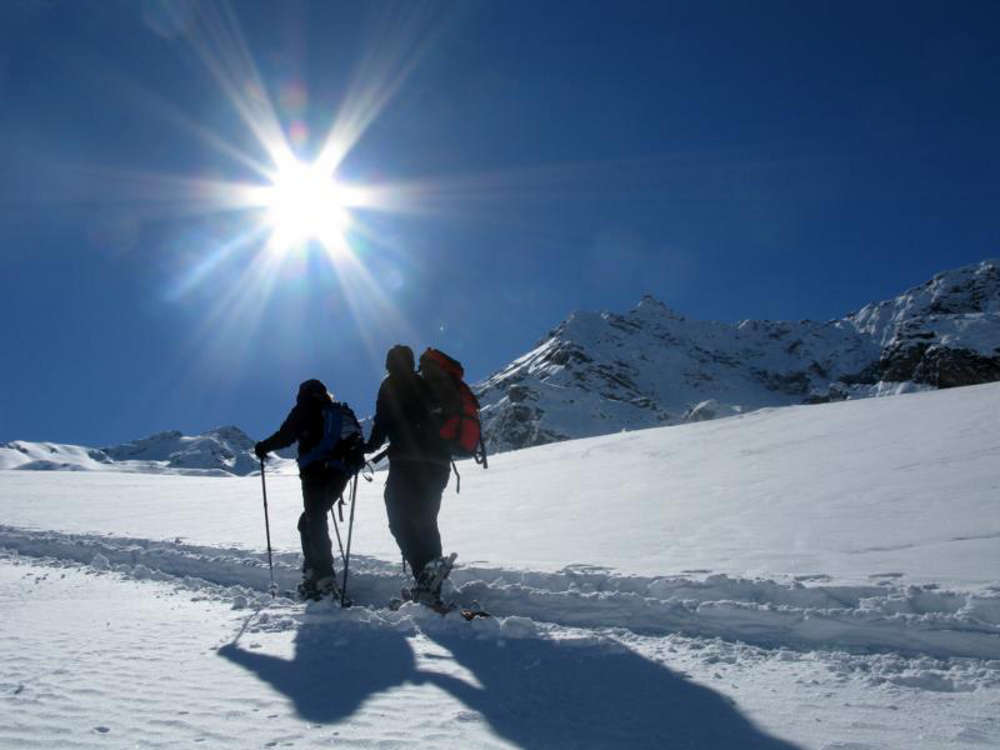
421,629,802,749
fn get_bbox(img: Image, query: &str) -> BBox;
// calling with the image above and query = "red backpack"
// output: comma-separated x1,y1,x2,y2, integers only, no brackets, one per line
418,348,488,469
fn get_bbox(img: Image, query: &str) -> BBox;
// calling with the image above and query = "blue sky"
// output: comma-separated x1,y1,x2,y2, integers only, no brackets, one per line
1,0,997,446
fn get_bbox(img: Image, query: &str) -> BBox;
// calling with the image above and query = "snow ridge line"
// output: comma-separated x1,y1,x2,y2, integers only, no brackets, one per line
2,525,998,659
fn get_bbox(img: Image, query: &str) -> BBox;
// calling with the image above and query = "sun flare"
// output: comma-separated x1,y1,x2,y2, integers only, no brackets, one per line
261,160,352,255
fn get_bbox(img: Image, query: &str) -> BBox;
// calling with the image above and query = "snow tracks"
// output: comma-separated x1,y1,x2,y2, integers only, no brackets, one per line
2,525,999,663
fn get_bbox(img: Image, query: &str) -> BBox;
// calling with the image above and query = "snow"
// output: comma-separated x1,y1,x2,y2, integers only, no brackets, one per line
848,259,1000,346
0,427,297,476
2,382,999,748
478,259,1000,453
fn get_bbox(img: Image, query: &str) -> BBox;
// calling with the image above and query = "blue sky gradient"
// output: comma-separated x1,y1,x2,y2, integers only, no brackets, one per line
1,0,997,445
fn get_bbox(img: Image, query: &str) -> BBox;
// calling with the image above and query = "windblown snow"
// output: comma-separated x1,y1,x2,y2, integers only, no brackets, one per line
2,382,999,748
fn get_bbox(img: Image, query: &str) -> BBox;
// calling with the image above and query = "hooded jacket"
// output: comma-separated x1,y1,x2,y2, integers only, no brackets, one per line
257,380,346,478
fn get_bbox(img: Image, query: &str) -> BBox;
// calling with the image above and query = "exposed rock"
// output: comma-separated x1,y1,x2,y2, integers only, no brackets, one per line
476,260,1000,454
879,341,932,383
752,370,811,396
506,384,532,403
912,346,1000,388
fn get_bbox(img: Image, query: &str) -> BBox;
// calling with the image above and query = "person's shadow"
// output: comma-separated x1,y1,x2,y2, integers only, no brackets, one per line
218,612,418,724
420,628,801,749
220,613,799,748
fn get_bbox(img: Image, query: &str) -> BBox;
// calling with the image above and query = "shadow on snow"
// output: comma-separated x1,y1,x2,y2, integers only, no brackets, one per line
218,616,800,749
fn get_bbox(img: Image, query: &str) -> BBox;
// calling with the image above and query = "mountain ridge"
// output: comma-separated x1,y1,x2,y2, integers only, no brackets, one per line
0,426,296,477
3,259,997,472
476,259,1000,452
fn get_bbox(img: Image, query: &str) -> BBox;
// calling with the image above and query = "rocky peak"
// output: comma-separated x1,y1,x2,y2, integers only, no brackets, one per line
630,294,686,321
848,259,1000,345
476,259,1000,454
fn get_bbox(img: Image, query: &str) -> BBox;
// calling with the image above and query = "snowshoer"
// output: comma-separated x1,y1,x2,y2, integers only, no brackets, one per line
254,379,364,601
366,345,454,606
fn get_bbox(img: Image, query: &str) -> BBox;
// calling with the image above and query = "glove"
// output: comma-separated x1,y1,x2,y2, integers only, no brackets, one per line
254,442,269,460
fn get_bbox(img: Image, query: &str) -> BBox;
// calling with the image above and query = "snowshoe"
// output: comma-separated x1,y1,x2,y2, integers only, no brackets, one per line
297,575,344,604
417,553,457,597
405,553,457,611
388,582,450,613
387,586,411,611
459,607,490,621
410,586,454,614
387,587,488,619
387,554,459,614
459,600,491,621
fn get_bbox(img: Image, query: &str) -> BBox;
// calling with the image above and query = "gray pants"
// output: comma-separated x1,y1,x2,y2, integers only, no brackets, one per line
383,460,450,578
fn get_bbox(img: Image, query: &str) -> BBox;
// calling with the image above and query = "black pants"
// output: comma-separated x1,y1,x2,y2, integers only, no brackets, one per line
299,471,350,579
384,460,450,578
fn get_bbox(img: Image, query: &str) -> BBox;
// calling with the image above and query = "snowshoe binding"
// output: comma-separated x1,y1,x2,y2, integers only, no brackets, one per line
413,553,457,602
297,574,344,604
389,553,459,614
459,602,491,621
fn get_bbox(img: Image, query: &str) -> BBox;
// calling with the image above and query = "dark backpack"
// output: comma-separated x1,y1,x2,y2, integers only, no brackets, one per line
418,348,488,468
298,402,366,473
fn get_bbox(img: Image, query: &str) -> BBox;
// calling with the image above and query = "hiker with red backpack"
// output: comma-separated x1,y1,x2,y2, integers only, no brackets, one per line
254,379,365,601
365,345,487,607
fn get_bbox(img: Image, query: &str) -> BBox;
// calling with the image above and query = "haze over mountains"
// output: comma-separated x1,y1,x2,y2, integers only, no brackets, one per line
3,260,997,474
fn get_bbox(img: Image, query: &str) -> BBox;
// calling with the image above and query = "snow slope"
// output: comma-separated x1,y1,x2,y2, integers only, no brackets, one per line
2,382,999,748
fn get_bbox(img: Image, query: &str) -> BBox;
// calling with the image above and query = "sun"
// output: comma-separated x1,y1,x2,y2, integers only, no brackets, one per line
262,160,352,255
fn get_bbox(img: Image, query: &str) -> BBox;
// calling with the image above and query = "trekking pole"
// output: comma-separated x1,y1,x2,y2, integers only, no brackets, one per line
340,473,359,608
259,459,278,597
330,497,346,569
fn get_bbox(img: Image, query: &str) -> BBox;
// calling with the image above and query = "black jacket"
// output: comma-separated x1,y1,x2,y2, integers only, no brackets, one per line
367,372,449,464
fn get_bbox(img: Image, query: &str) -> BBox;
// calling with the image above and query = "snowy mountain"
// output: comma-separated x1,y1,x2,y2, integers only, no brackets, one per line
0,426,288,476
2,382,998,748
477,259,1000,452
4,260,997,473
